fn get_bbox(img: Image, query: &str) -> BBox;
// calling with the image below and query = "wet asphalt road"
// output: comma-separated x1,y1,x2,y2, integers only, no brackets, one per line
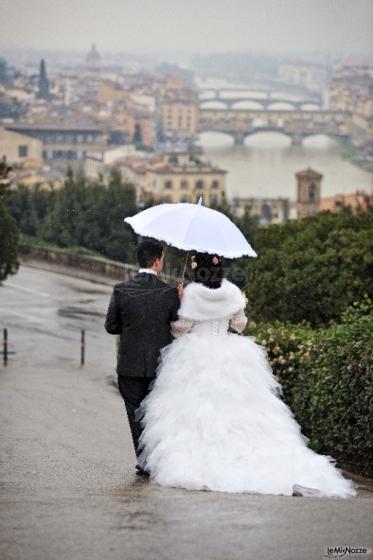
0,264,117,375
0,265,372,560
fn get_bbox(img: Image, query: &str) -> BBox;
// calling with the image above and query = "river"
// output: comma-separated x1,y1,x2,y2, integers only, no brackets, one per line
195,80,373,201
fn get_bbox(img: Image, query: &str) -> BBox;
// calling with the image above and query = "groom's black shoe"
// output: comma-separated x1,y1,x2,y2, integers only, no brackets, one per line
135,464,150,477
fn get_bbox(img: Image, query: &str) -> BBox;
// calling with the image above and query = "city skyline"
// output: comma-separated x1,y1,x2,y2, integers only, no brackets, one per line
0,0,373,57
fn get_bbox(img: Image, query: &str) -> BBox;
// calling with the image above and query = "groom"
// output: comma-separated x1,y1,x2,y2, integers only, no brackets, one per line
104,239,182,476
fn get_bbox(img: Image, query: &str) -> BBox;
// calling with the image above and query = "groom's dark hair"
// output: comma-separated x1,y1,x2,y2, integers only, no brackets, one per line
136,239,164,268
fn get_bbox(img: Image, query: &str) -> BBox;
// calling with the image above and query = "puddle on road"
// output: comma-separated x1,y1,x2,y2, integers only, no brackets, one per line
115,510,162,531
69,286,109,296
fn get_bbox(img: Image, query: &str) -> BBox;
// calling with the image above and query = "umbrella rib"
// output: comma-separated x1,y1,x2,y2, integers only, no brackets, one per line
176,202,203,249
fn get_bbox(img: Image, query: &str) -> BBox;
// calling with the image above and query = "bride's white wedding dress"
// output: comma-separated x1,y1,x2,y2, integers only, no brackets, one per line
135,279,357,498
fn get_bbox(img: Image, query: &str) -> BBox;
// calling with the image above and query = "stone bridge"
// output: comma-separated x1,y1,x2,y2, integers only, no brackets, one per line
199,98,321,110
198,108,349,145
198,88,322,111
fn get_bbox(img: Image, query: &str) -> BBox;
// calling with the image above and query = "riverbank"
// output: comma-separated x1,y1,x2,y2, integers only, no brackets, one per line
329,135,373,174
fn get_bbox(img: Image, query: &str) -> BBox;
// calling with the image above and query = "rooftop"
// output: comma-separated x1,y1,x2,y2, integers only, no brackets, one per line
117,153,226,176
295,167,323,179
6,123,104,133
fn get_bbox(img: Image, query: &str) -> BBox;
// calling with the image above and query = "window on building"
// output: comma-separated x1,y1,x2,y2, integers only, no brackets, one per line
308,183,317,202
261,203,272,223
210,195,218,205
180,195,189,203
195,180,204,189
181,180,189,190
165,180,173,189
211,180,220,189
18,145,28,158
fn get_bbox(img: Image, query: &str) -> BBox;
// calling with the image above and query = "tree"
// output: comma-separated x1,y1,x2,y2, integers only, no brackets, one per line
0,204,19,282
0,159,19,282
244,207,373,327
17,170,139,263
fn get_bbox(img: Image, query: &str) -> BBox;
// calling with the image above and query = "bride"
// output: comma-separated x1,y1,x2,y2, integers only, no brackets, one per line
135,252,357,498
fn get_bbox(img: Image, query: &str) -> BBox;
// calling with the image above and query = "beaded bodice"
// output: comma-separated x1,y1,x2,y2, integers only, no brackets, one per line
190,317,230,337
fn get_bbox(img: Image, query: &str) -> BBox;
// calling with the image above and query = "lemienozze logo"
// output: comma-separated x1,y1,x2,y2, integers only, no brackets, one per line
324,547,372,558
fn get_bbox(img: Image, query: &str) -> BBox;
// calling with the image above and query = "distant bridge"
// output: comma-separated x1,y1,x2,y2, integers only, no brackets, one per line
198,88,322,111
199,98,321,111
198,108,349,145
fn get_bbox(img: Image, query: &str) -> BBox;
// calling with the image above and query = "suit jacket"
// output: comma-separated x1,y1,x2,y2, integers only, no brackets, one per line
105,272,180,378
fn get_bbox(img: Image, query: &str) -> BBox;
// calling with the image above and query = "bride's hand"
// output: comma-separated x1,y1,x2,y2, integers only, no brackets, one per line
176,283,184,300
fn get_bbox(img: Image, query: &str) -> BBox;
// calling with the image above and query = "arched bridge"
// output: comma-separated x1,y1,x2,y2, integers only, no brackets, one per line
198,108,349,145
198,88,322,111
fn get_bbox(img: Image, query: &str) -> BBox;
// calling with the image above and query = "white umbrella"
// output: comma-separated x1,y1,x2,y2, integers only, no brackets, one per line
124,198,257,259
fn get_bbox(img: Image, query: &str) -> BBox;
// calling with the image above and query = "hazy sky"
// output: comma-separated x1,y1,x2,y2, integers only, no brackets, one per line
1,0,372,55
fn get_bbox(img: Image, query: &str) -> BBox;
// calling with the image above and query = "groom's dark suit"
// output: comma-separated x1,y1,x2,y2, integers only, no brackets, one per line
105,271,180,458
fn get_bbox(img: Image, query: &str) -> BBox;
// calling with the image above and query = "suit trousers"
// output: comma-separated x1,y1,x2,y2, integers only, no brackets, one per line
117,375,156,460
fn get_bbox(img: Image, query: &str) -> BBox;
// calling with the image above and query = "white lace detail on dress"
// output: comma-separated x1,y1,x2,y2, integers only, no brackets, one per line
172,310,247,338
191,318,230,337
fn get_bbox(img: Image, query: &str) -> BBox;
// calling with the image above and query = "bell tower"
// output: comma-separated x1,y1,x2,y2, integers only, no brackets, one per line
295,167,322,218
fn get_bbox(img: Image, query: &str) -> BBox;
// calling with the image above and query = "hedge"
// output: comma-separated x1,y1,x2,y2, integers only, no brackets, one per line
246,296,373,476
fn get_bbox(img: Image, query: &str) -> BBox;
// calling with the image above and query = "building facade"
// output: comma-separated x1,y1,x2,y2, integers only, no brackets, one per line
329,68,373,148
231,196,290,224
159,88,198,140
0,127,43,164
319,190,371,214
118,152,225,206
5,123,106,162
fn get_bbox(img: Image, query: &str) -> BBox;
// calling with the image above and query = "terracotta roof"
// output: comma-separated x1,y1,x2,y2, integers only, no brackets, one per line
6,123,103,133
295,167,323,178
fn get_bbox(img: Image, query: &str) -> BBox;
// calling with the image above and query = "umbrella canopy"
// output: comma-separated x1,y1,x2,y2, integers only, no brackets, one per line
124,199,257,258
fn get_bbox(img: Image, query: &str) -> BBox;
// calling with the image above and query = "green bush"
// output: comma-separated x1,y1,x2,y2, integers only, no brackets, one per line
246,296,373,476
245,207,373,327
0,202,19,282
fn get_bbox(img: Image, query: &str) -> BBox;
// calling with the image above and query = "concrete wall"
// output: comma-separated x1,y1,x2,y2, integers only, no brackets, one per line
18,245,176,285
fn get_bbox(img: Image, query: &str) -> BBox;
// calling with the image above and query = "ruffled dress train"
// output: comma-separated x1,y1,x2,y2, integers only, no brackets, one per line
135,280,357,498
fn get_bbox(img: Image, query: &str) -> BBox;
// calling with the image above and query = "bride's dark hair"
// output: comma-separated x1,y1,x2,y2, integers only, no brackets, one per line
191,252,224,289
